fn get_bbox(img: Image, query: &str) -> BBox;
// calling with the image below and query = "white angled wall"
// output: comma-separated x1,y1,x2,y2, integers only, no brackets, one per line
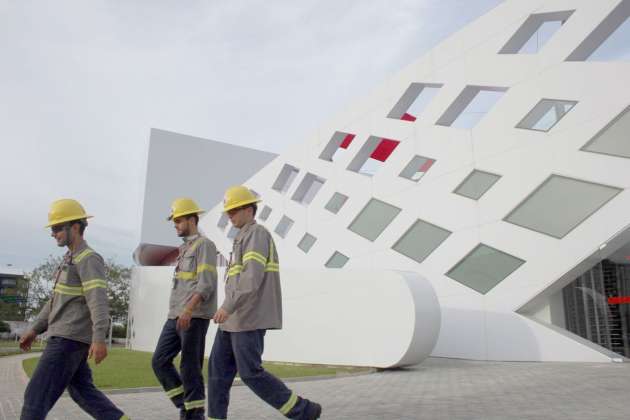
198,0,630,362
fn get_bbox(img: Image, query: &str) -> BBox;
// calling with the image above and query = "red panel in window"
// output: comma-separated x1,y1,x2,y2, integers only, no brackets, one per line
370,138,400,162
401,113,417,122
339,134,355,149
419,159,435,173
608,296,630,305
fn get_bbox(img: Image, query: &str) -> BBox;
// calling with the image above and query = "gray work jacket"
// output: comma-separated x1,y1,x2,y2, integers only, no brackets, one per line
221,221,282,332
168,234,218,319
31,240,110,344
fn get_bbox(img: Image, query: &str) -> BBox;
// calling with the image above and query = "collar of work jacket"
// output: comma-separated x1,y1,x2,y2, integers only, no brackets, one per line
234,220,256,241
69,239,91,263
182,233,200,244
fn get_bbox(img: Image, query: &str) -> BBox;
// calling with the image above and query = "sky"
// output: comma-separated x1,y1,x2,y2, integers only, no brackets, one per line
0,0,504,271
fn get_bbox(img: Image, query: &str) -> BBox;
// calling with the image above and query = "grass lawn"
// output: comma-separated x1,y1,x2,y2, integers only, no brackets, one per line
0,339,44,357
23,348,369,390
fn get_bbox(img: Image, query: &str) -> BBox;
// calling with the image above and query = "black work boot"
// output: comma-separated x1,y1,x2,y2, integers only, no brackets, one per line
305,401,322,420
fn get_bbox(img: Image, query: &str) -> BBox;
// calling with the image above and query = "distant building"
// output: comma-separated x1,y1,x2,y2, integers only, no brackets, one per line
0,266,28,321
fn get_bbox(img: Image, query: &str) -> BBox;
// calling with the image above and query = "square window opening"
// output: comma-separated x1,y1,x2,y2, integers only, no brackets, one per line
324,192,349,214
392,219,451,264
291,173,326,205
567,2,630,61
325,251,349,268
259,205,272,221
348,198,401,242
275,215,294,238
499,10,574,54
297,233,317,253
516,99,577,132
454,170,502,200
436,86,508,129
347,136,400,176
387,83,442,122
399,155,436,182
272,164,299,194
319,131,356,162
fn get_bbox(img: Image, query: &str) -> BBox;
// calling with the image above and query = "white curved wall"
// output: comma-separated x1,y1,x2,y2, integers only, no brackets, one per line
128,267,440,368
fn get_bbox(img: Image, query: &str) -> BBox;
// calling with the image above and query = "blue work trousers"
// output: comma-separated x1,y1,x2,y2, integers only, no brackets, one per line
208,329,314,420
20,336,126,420
152,318,209,420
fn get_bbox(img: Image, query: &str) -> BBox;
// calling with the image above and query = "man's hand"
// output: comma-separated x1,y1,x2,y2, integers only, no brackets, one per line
88,342,108,364
177,309,192,331
19,330,37,352
213,308,230,324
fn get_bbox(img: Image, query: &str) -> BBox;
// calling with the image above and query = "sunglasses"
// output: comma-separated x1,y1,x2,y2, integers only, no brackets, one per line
51,224,67,234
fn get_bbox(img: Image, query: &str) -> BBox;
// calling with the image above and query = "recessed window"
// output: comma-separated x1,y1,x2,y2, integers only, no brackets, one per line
392,219,451,264
347,136,400,176
436,86,507,129
348,198,401,242
581,105,630,159
319,131,356,162
272,164,299,194
499,10,574,54
297,233,317,253
504,175,622,239
454,170,501,200
399,155,436,182
291,173,326,205
446,244,525,294
567,1,630,61
274,215,294,238
217,213,229,230
227,226,239,240
387,83,442,122
324,192,349,214
259,205,272,221
325,251,349,268
516,99,577,132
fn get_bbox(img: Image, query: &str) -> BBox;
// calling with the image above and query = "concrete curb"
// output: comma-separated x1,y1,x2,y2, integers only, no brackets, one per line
103,368,377,395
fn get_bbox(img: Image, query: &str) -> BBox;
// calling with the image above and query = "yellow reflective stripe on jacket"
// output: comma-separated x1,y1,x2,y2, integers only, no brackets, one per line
196,264,216,274
184,399,205,410
176,271,195,280
82,279,107,292
165,385,184,398
242,251,266,266
54,283,84,296
227,264,243,277
279,392,298,415
73,248,94,263
265,263,280,273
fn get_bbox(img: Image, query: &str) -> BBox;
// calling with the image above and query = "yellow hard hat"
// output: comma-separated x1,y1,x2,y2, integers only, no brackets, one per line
46,199,92,228
167,198,204,221
223,186,260,212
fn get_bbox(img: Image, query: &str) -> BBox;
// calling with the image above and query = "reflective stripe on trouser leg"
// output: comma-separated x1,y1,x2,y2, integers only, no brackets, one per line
184,400,205,410
279,392,298,415
165,385,184,399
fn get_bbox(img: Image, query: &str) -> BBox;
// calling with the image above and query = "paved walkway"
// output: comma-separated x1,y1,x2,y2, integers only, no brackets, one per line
2,353,630,419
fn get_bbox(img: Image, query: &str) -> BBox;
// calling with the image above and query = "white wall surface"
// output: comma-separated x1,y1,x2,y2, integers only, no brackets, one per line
129,267,440,368
139,128,276,248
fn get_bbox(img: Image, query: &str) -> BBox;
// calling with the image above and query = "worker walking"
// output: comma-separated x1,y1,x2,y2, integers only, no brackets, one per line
152,198,217,420
208,186,322,420
19,199,129,420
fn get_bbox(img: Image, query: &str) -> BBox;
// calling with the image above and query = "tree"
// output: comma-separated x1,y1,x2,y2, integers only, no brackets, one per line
25,255,131,325
104,259,131,325
25,255,62,319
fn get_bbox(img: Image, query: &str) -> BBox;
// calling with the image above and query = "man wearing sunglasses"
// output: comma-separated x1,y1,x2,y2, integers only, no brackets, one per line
152,198,217,420
208,186,322,420
19,199,129,420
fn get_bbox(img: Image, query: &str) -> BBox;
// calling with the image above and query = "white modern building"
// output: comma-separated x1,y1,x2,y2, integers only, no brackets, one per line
130,0,630,366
